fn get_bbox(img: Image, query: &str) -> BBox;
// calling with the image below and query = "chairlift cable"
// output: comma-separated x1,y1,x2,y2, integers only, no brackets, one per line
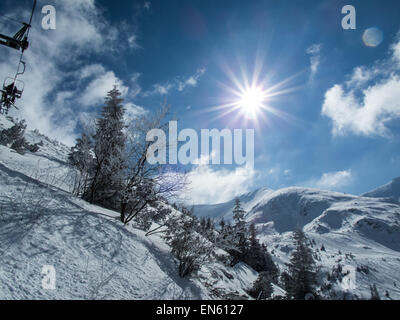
12,0,36,83
0,13,22,25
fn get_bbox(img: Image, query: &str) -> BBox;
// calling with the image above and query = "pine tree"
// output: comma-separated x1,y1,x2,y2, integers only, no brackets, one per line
0,119,40,154
230,198,248,264
0,119,26,146
206,217,213,230
69,132,93,196
243,223,278,280
69,132,93,171
248,272,273,300
244,223,263,269
216,219,231,249
84,86,126,209
283,229,317,300
233,197,246,224
219,218,225,230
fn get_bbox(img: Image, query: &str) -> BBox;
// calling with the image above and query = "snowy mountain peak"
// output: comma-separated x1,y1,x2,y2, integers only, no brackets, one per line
362,177,400,202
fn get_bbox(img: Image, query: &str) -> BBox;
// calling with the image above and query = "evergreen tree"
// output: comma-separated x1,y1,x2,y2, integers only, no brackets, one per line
219,218,225,230
0,119,40,154
69,132,93,196
248,272,273,300
283,229,317,299
216,219,235,253
84,86,126,209
230,198,248,264
0,119,26,146
69,132,93,172
206,217,214,230
244,223,278,279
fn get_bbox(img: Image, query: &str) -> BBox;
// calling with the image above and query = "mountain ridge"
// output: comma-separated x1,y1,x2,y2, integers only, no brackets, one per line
362,176,400,202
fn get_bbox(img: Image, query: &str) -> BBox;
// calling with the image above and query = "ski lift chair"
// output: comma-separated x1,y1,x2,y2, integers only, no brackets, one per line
0,78,24,114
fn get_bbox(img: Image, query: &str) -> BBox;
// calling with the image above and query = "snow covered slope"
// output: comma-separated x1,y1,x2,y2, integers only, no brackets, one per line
0,116,74,192
195,186,400,299
192,187,274,221
0,116,260,300
362,177,400,202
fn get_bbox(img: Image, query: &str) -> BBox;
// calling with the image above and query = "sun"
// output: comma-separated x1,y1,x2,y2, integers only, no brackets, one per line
199,58,301,127
237,86,266,118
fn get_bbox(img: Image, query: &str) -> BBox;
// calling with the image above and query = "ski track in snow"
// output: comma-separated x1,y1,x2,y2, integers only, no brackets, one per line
0,116,259,300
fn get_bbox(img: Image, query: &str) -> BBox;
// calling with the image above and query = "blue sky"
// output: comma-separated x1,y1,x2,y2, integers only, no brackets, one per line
1,0,400,204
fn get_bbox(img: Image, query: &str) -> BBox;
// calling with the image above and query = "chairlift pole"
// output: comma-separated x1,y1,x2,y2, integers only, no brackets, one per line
0,0,36,52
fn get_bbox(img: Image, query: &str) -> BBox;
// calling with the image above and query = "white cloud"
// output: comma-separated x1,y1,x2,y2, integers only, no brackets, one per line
322,35,400,137
128,73,142,99
125,102,147,121
128,34,141,49
182,165,257,204
78,64,106,80
145,68,206,96
151,83,174,95
306,44,322,80
81,71,128,107
310,170,353,190
392,34,400,63
0,0,138,146
346,66,374,88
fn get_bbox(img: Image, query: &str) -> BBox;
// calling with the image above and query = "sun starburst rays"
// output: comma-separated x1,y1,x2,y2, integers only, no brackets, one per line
197,59,302,129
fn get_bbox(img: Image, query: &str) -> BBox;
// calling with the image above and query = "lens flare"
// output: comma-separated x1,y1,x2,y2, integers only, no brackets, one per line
363,27,383,48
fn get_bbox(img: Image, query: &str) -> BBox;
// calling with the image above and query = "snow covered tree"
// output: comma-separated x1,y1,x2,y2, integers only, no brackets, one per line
248,272,273,300
0,119,40,154
120,105,186,225
84,86,126,209
69,131,93,196
219,218,225,230
164,211,213,278
216,219,235,252
197,216,216,242
199,217,207,231
69,132,93,172
243,223,278,280
0,119,26,146
283,229,317,300
230,198,248,264
10,136,27,154
120,177,170,228
206,217,214,230
245,223,262,267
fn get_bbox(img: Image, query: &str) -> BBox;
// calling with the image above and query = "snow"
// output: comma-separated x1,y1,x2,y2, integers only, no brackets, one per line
197,186,400,299
0,115,260,299
0,116,75,193
0,162,205,299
